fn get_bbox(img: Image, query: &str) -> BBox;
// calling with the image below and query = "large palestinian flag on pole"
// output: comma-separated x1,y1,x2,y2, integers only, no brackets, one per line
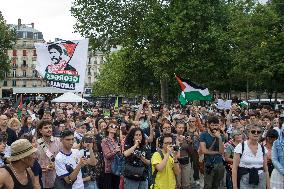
176,75,212,104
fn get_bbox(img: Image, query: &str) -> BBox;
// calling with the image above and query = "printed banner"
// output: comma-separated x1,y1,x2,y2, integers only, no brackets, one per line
217,99,232,110
35,39,89,92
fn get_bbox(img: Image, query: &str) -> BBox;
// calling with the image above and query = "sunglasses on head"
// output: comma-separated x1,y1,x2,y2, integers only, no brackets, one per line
109,125,118,129
250,130,262,135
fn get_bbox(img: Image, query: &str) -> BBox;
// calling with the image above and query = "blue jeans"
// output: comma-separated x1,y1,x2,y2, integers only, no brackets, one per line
84,180,99,189
124,177,148,189
226,171,233,189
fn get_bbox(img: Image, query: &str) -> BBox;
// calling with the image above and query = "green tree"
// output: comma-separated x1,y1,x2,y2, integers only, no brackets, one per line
72,0,234,102
228,0,284,100
0,12,16,80
92,49,159,97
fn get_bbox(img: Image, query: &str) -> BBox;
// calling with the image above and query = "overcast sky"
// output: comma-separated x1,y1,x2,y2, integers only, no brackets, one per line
0,0,82,42
0,0,268,42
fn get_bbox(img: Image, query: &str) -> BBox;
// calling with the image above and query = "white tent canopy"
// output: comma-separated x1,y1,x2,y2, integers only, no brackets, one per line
51,92,89,103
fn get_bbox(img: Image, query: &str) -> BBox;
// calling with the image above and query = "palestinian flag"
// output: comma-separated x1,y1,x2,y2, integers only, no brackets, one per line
114,97,119,109
239,101,248,108
176,75,212,103
178,92,188,106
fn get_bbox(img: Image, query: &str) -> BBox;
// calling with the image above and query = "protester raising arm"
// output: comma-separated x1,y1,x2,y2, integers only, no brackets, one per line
147,119,154,143
134,100,145,121
123,138,140,157
87,142,97,166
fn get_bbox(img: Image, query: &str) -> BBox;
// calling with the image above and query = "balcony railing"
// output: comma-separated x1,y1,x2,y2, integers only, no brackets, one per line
15,43,35,49
12,64,18,68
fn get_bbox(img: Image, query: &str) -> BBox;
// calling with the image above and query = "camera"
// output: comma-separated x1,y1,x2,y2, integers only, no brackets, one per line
133,150,143,157
115,116,122,124
172,145,181,151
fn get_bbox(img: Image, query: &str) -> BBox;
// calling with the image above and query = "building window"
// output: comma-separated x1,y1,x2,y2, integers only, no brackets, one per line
4,72,7,78
88,67,91,75
12,69,16,77
12,80,16,87
23,50,27,56
23,60,27,66
32,70,38,77
23,70,26,77
22,80,27,87
13,50,17,56
23,41,27,47
3,81,7,86
88,57,91,64
33,33,38,39
33,49,37,56
23,32,27,38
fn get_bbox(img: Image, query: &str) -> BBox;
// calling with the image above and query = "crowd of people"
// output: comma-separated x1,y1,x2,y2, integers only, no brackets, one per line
0,99,282,189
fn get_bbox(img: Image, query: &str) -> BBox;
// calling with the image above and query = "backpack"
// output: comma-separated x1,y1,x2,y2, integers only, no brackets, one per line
240,141,265,159
150,150,164,189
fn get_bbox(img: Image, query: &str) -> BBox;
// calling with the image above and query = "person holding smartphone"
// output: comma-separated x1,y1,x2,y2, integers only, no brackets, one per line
79,134,98,189
101,121,121,189
55,129,97,189
123,128,150,189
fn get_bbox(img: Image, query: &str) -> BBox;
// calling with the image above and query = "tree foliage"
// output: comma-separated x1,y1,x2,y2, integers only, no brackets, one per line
71,0,284,100
0,12,16,80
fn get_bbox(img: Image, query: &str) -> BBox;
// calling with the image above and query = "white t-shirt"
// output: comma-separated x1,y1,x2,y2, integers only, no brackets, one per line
234,140,267,169
55,149,84,189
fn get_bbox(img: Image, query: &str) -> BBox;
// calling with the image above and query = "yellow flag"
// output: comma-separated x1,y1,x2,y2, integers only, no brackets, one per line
115,97,119,109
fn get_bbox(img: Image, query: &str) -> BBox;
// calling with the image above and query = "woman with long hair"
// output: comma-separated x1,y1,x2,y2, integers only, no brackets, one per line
18,115,35,137
123,127,150,189
232,124,270,189
101,121,121,189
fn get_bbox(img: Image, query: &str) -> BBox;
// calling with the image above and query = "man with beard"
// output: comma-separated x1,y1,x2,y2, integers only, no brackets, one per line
36,120,61,189
45,43,77,73
199,116,225,189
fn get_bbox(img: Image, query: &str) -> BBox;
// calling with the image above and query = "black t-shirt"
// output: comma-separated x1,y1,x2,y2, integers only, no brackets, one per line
31,160,43,188
124,143,151,180
4,128,17,146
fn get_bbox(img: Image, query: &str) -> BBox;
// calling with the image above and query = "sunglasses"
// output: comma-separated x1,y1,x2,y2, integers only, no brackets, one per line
250,130,262,135
163,127,171,130
109,125,118,129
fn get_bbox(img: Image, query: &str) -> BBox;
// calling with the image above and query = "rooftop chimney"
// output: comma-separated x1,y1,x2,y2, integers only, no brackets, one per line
18,18,21,28
31,23,34,28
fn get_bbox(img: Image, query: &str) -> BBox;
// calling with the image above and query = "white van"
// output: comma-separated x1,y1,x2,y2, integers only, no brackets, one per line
248,98,284,109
